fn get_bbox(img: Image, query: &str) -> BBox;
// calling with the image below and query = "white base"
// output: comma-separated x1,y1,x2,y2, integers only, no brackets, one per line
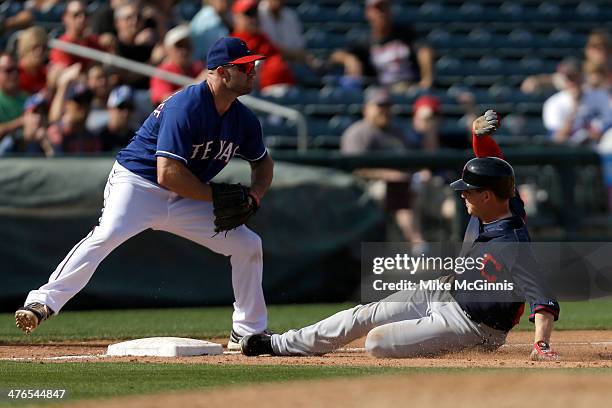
106,337,223,357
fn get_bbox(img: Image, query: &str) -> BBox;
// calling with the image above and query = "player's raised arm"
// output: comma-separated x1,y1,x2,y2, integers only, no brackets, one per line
472,109,504,159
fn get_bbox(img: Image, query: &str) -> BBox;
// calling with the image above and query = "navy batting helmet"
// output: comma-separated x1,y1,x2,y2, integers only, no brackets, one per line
450,157,515,199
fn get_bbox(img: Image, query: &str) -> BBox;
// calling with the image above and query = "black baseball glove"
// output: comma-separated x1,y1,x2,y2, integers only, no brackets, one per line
210,182,258,233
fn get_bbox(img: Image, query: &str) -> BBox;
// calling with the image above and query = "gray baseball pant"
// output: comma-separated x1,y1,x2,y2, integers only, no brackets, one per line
270,283,507,358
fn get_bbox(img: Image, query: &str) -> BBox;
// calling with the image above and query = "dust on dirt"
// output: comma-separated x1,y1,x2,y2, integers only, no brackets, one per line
2,330,611,369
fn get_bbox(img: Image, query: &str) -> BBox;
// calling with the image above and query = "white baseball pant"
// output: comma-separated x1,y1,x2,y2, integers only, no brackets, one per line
25,161,267,335
271,284,507,357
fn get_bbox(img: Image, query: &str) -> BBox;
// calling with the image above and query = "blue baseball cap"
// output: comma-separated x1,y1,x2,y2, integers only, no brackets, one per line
206,37,265,70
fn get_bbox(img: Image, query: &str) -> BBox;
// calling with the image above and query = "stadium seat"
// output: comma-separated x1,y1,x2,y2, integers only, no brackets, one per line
536,2,561,17
459,2,484,17
328,115,356,135
467,28,493,45
576,1,599,17
426,28,451,46
418,2,444,17
499,2,524,18
300,4,348,23
337,2,363,23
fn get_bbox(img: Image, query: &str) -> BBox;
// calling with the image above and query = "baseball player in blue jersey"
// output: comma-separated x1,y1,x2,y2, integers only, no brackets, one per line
15,37,274,349
240,110,561,361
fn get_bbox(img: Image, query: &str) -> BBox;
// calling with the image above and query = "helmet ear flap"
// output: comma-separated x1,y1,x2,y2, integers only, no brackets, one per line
490,178,515,200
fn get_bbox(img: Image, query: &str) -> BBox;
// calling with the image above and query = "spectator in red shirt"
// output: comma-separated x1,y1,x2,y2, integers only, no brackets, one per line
17,26,48,94
150,25,204,105
49,1,102,87
231,0,295,94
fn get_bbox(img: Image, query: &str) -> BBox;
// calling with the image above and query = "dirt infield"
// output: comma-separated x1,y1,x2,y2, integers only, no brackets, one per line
57,373,612,408
2,330,611,368
3,330,611,408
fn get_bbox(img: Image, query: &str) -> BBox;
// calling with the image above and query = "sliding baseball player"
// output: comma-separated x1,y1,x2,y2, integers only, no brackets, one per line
241,110,560,361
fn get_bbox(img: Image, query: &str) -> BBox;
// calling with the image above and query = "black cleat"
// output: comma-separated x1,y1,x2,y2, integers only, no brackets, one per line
240,333,275,356
15,303,55,334
228,329,274,351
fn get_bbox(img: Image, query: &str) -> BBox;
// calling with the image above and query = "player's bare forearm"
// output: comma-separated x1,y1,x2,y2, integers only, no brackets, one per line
530,311,559,361
534,311,555,343
249,154,274,200
156,156,213,201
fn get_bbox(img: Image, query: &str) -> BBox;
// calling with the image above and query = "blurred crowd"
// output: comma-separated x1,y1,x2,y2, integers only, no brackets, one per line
1,0,611,157
0,0,611,243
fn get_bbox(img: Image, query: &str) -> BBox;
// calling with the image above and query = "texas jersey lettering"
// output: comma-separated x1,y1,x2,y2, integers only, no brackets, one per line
117,81,267,184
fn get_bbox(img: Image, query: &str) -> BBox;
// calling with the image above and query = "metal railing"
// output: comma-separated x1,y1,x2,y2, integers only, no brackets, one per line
271,147,607,240
48,39,310,151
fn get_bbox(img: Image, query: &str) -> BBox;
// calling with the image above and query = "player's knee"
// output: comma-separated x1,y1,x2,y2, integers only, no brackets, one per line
365,328,392,358
234,229,262,259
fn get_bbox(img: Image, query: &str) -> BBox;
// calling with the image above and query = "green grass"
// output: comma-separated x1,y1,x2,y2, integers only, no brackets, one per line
1,301,611,344
515,299,612,331
0,363,611,407
0,363,406,406
1,301,610,407
0,304,352,343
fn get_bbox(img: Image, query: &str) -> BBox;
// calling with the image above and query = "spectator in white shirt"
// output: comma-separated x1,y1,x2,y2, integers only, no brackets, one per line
543,58,612,145
190,0,232,63
258,0,316,66
258,0,304,52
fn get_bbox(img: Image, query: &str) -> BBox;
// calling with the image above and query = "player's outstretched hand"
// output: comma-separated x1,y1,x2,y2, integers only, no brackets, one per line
473,109,501,137
530,341,560,362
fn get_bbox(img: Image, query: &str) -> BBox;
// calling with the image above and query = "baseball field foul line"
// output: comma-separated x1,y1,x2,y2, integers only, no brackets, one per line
2,341,611,361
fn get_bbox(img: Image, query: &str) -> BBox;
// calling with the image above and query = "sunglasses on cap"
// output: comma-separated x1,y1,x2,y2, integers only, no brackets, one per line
222,61,256,75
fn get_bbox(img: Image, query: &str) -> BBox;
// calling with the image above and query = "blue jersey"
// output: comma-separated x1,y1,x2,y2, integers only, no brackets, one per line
116,81,267,184
454,193,559,332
